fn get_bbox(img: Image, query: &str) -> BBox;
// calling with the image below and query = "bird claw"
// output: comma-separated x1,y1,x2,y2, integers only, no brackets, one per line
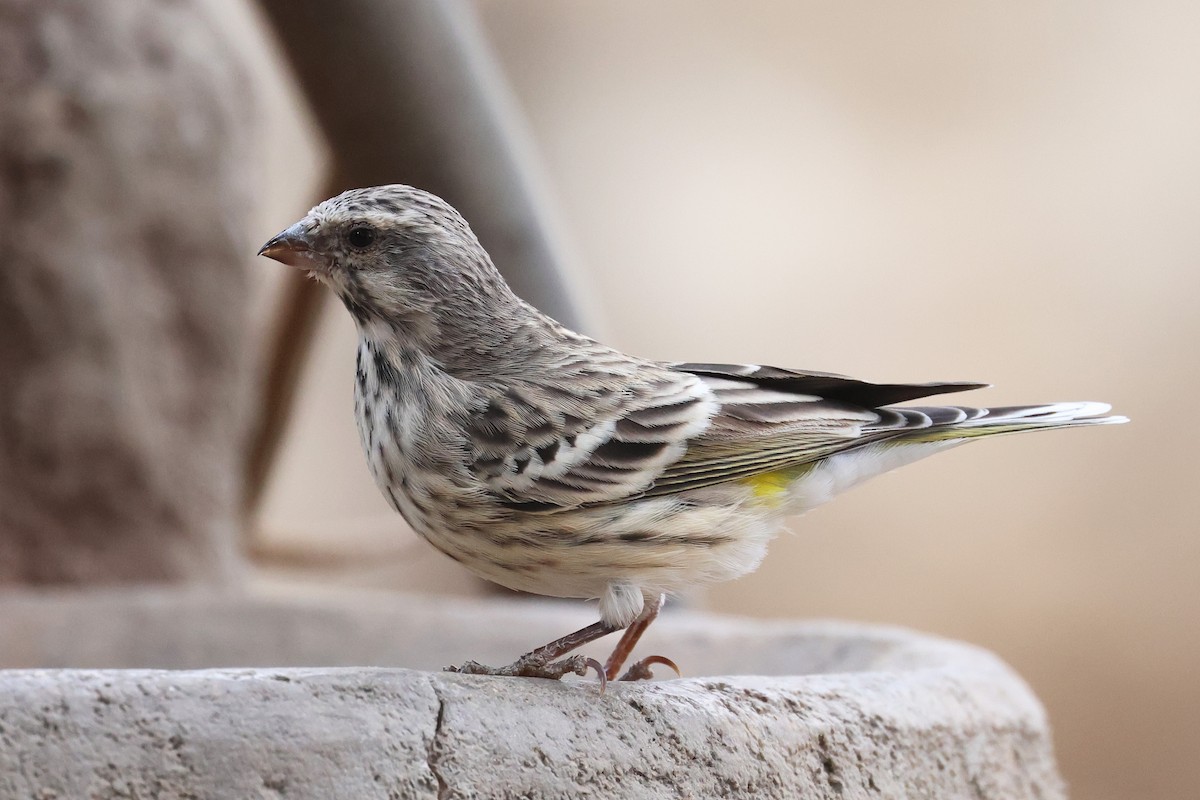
619,655,681,682
446,654,608,689
585,657,608,694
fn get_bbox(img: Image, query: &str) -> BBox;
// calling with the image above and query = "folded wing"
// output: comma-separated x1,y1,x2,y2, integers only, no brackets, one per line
468,360,993,509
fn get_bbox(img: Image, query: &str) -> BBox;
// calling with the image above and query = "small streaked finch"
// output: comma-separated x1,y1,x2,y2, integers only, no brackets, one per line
260,185,1126,685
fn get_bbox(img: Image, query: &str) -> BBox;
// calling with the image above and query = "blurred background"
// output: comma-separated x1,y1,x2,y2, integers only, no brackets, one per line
2,1,1196,799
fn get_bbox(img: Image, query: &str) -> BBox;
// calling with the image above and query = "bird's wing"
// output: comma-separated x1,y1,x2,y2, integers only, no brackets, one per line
645,363,987,496
467,361,987,509
466,369,716,509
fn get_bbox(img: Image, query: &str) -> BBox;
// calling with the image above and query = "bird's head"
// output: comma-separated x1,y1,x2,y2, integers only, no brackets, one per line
259,184,518,344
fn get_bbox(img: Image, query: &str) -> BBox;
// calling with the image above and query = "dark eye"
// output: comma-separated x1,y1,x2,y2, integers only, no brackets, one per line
347,226,376,248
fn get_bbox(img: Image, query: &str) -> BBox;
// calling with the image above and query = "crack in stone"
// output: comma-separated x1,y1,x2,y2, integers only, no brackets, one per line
426,680,450,800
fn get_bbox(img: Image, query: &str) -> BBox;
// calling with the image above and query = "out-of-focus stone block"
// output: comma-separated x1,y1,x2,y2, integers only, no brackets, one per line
0,1,258,583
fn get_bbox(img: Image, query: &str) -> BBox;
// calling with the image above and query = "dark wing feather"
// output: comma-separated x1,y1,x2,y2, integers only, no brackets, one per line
671,362,988,407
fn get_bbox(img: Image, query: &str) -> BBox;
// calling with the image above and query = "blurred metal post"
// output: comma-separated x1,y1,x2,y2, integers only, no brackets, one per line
247,0,597,512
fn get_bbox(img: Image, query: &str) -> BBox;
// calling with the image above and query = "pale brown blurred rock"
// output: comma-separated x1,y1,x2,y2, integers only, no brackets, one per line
0,1,258,582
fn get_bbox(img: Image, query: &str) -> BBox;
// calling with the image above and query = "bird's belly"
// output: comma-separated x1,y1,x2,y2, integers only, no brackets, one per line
409,495,782,603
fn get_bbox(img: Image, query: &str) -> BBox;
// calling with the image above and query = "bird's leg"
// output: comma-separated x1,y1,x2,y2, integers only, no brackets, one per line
447,619,618,682
603,594,681,681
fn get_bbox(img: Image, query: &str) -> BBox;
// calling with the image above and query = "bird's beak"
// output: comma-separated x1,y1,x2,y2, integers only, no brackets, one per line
258,222,327,270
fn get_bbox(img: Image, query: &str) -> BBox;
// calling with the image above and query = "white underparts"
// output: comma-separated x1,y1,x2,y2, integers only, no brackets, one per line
600,581,646,628
785,440,963,513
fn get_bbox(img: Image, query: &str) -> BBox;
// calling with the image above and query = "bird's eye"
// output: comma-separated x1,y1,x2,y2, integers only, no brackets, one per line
347,226,376,249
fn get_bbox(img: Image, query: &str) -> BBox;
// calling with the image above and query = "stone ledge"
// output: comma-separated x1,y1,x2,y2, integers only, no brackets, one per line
0,589,1065,799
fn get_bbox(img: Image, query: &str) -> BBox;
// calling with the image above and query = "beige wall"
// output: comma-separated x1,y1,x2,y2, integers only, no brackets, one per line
252,3,1199,798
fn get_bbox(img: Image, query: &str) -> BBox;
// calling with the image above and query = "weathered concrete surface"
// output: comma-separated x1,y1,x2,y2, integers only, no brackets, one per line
0,665,1060,800
0,0,256,583
0,589,1065,799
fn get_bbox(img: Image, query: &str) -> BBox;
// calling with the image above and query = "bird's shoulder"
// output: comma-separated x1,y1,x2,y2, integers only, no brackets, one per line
462,360,713,510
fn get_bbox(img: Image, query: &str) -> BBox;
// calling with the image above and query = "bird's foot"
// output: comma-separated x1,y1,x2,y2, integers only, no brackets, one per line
447,654,607,687
618,655,681,682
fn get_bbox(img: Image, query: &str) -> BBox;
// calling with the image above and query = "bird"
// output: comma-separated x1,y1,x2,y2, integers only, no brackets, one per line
259,184,1126,687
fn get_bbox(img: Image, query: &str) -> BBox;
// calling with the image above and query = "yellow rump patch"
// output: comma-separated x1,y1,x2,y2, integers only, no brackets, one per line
740,470,795,502
742,472,790,497
737,464,815,506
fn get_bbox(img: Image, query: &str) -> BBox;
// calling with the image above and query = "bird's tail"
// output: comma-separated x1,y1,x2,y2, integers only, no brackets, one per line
762,401,1124,516
892,402,1127,442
